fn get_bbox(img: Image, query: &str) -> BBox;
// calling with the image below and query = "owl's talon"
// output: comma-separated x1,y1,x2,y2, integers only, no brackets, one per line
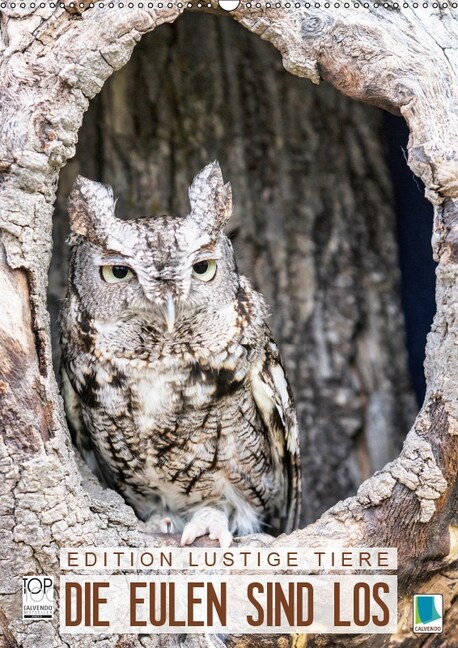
209,529,233,550
180,523,200,546
160,517,174,534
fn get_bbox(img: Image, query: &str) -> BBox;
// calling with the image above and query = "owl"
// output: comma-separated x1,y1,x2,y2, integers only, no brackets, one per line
60,161,301,548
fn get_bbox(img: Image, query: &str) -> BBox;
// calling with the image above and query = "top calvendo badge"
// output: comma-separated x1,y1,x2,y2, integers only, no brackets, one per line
22,576,54,620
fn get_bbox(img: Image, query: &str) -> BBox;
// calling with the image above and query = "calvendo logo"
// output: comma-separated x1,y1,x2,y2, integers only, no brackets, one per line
22,576,54,619
413,594,443,633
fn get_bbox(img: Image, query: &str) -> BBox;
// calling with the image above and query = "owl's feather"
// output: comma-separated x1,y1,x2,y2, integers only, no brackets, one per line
60,161,301,546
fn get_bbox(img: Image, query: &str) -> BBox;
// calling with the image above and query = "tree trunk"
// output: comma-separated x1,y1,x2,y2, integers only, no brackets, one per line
51,12,416,525
1,3,457,647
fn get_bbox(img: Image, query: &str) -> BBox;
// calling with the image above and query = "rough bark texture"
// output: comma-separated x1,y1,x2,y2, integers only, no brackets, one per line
0,2,457,647
50,12,416,526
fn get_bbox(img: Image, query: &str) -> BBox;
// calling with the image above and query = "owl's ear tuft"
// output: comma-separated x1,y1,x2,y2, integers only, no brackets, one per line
68,175,116,240
188,161,233,231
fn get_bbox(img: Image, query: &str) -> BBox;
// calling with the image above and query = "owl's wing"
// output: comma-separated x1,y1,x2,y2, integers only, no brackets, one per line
250,331,301,534
61,367,107,484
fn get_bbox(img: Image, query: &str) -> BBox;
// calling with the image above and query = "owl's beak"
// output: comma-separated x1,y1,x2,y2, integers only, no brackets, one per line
164,293,176,333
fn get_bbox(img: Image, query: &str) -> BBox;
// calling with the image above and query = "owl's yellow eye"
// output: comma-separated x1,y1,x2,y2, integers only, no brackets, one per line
192,259,217,282
101,265,135,284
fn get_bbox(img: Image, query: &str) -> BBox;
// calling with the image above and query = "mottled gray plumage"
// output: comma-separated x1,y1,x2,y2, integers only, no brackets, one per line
60,162,301,547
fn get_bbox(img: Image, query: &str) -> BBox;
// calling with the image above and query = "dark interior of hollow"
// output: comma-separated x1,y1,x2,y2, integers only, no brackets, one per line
49,12,435,527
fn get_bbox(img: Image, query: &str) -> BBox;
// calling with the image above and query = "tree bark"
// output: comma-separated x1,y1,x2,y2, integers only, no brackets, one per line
0,3,457,647
51,12,416,525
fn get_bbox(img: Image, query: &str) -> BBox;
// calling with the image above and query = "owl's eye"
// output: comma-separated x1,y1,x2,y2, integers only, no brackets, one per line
192,259,217,282
100,265,135,284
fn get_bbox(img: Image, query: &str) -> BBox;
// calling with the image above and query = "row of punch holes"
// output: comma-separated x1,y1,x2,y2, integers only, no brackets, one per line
2,1,456,9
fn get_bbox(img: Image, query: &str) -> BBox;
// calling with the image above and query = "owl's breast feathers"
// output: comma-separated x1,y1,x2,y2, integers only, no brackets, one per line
61,277,300,535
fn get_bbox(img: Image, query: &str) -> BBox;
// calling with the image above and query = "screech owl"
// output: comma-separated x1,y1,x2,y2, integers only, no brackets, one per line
60,161,301,548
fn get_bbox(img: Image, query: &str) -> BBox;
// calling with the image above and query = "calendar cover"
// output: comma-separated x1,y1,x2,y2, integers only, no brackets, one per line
0,1,456,647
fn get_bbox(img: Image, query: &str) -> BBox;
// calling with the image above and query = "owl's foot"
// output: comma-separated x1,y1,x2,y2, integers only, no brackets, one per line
181,507,233,549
